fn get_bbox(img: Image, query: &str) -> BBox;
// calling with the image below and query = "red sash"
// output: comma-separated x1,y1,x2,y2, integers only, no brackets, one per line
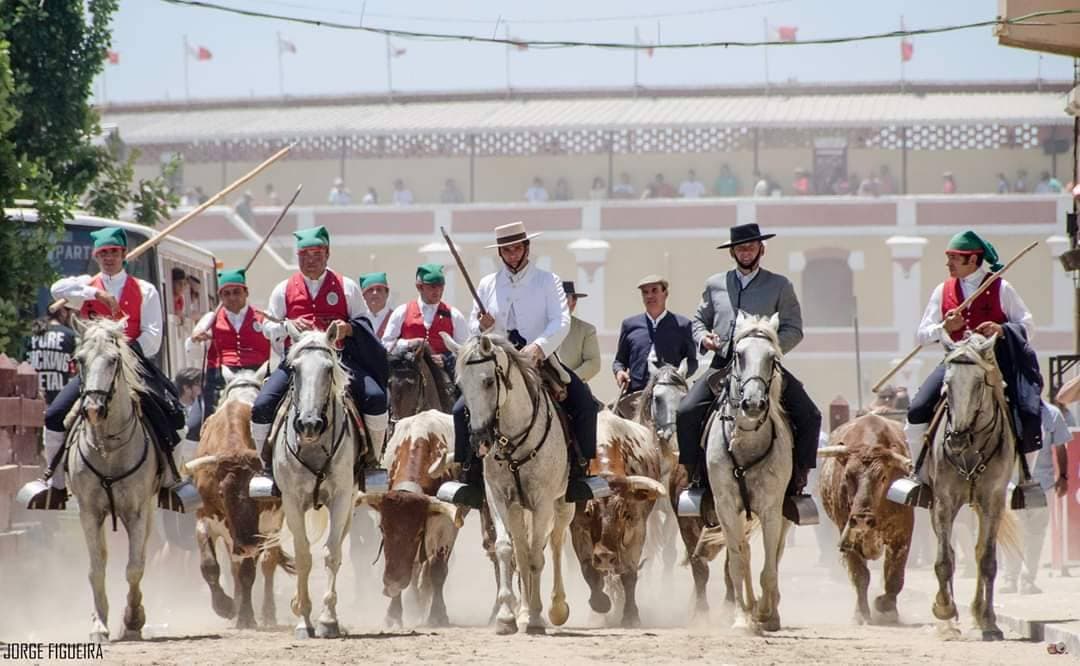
400,300,455,354
207,307,271,369
80,274,142,342
284,270,349,332
940,275,1005,341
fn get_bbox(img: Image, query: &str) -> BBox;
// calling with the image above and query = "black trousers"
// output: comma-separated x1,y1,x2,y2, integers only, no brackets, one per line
251,360,388,426
675,366,821,470
453,362,598,464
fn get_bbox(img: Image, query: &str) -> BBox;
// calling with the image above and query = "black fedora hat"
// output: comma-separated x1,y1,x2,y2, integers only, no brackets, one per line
562,280,588,298
717,223,776,249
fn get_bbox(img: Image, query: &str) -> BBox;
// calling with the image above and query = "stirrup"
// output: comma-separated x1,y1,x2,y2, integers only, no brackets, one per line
676,488,719,527
1008,480,1047,511
158,480,202,513
18,481,68,510
782,493,820,526
566,475,611,503
886,477,933,508
248,473,280,500
436,480,484,509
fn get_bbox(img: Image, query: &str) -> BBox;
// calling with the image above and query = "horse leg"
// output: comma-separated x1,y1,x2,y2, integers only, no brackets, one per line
547,500,573,627
717,512,756,633
80,507,110,644
490,499,521,635
844,550,872,625
973,500,1004,641
283,501,314,639
233,556,258,630
259,547,281,627
121,503,152,641
874,540,909,625
930,496,961,640
316,494,352,638
197,518,235,620
480,502,503,625
523,502,555,634
679,517,711,621
753,508,784,632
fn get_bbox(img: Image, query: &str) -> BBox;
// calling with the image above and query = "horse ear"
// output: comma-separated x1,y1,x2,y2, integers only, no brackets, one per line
479,335,494,355
677,358,689,378
647,357,660,377
440,331,460,353
285,320,303,343
768,313,780,332
71,314,88,337
254,361,270,383
978,333,998,358
325,321,343,349
221,366,237,384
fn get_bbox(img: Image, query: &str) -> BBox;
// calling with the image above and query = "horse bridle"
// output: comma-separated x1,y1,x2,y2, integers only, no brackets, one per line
288,344,337,438
388,350,429,427
77,355,121,421
649,371,688,433
724,329,778,434
940,349,1006,488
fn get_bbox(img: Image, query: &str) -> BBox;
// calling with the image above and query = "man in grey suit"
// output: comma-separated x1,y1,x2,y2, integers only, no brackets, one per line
676,223,822,503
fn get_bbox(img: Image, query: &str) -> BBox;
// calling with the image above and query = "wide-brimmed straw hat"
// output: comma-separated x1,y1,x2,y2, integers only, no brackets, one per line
486,221,542,249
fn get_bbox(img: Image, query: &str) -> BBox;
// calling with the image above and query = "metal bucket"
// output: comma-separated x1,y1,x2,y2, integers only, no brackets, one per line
584,476,612,500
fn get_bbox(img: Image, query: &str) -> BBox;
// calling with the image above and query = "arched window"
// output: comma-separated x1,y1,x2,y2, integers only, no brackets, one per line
801,248,855,327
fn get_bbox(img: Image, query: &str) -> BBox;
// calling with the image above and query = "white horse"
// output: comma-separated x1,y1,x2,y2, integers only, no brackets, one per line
66,317,162,643
273,323,362,639
706,312,793,633
447,334,574,635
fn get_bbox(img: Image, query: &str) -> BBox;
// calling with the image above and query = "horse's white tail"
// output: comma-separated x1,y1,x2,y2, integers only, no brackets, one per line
263,506,331,559
687,517,761,563
996,509,1022,560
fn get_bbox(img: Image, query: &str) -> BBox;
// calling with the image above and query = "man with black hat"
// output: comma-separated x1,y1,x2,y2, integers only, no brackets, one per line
676,223,821,516
557,281,601,382
613,274,698,396
22,226,192,511
381,263,469,378
438,221,606,508
249,225,389,495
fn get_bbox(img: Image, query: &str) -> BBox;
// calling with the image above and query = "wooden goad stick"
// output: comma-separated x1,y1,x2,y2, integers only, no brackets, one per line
871,239,1039,394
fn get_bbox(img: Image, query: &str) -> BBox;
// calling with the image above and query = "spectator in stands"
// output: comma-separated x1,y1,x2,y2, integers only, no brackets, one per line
678,169,706,198
392,178,414,205
792,168,812,196
589,177,607,200
174,367,203,420
234,190,255,224
857,175,878,197
553,177,573,201
713,164,739,197
265,183,281,206
752,171,770,197
1034,171,1063,194
942,172,957,194
526,177,550,203
612,172,635,199
644,173,677,199
1014,169,1029,193
440,178,465,204
878,165,897,195
362,186,378,204
329,177,352,205
195,185,209,204
996,173,1011,194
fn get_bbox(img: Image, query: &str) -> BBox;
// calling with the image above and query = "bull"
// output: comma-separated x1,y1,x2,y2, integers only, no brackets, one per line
818,413,914,625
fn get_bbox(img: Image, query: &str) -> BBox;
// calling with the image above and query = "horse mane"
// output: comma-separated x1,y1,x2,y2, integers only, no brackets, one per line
286,330,352,391
77,318,147,397
638,364,688,424
389,340,454,399
455,334,540,399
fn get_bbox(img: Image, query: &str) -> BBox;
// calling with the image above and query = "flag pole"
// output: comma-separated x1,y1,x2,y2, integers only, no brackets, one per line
277,31,284,98
183,35,190,102
633,26,640,97
385,33,393,103
504,22,512,99
900,16,906,94
762,18,771,91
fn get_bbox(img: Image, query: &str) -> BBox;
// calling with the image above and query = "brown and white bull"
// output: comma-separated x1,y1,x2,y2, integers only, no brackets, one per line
818,413,914,625
185,366,293,629
356,409,459,627
571,410,666,627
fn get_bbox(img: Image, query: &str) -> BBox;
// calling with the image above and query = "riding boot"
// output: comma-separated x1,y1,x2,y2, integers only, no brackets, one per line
436,456,485,509
678,461,718,527
781,464,820,526
20,429,70,510
565,450,611,503
249,421,279,499
157,442,202,513
356,412,388,491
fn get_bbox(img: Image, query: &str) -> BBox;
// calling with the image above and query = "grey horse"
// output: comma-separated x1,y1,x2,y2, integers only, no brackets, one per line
66,317,162,643
706,312,793,634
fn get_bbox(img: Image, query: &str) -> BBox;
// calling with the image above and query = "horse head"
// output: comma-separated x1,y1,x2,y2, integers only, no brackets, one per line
641,361,689,441
388,339,430,418
219,362,269,407
71,316,144,428
941,332,1001,450
729,311,782,422
286,323,350,445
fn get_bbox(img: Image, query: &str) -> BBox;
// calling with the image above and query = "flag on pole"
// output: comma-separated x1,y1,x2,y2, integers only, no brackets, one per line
900,39,914,62
773,25,798,42
392,47,407,57
188,45,212,61
104,49,119,65
278,36,296,54
510,37,528,52
645,46,654,58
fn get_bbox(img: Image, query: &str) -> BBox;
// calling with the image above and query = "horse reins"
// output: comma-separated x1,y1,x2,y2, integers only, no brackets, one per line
940,352,1009,503
75,407,152,532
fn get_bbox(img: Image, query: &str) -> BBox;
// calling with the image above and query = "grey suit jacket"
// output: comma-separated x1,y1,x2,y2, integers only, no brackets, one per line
558,315,601,382
691,267,804,360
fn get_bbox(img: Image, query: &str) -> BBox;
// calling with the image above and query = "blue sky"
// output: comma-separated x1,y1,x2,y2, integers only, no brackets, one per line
99,0,1077,103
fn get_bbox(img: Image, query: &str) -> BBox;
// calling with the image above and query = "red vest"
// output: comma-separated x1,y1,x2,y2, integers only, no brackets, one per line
940,275,1005,341
206,307,271,369
400,300,455,354
284,270,349,332
80,273,142,342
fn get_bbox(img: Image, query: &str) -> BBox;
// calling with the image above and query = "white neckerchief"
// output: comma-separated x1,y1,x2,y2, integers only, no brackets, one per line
504,261,531,329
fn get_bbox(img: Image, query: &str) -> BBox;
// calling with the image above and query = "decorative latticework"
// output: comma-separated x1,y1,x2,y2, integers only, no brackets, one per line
862,124,1042,151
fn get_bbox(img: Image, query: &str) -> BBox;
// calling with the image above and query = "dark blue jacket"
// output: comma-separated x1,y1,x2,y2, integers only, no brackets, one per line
613,312,698,392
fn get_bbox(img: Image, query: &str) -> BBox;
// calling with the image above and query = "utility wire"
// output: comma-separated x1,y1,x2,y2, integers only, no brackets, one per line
160,2,1080,52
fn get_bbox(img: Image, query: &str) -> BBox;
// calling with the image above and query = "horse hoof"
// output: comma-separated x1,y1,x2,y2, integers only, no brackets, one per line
495,619,518,635
932,603,957,621
853,612,869,626
121,629,142,642
875,609,900,626
211,588,236,620
316,621,341,639
760,616,781,633
426,612,450,628
294,625,314,640
589,590,612,614
525,624,547,636
89,631,109,645
936,622,962,641
620,613,641,629
549,601,570,627
982,629,1005,642
236,614,258,631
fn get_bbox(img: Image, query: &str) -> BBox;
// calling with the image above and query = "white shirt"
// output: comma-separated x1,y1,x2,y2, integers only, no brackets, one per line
368,306,391,336
392,188,414,205
1031,401,1071,491
51,270,162,357
679,180,706,198
916,267,1034,345
644,310,669,362
185,305,252,357
525,186,549,203
470,262,570,359
261,270,369,343
328,188,351,205
381,297,469,351
736,268,760,289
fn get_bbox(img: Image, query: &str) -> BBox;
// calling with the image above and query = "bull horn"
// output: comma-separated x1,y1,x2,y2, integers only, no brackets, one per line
427,448,453,478
184,455,219,473
817,445,848,458
356,490,386,507
625,475,667,498
427,497,457,520
888,450,913,470
440,331,460,354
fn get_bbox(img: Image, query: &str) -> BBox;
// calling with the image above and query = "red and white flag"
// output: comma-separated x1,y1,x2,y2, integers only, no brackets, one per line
900,39,914,62
392,46,407,57
509,37,528,52
773,25,798,42
188,45,212,61
279,37,296,54
104,49,119,65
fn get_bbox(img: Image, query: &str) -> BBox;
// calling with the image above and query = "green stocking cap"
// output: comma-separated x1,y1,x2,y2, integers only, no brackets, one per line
359,271,388,291
217,268,247,289
294,225,330,250
90,227,128,254
415,263,445,285
947,230,1003,271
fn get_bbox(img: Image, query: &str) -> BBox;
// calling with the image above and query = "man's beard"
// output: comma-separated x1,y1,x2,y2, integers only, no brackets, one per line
735,252,761,271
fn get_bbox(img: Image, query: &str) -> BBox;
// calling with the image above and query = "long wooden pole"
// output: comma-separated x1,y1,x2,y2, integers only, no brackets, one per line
244,184,301,272
872,240,1039,393
440,226,487,316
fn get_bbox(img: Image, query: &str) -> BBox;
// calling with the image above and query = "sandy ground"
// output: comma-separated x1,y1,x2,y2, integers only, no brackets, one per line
0,507,1064,665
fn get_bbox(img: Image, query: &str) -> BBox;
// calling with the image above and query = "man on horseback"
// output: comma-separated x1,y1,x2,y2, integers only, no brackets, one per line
675,223,822,515
182,268,272,459
380,263,468,380
24,226,192,511
250,226,389,495
903,230,1042,500
613,274,698,398
360,272,392,339
439,221,606,508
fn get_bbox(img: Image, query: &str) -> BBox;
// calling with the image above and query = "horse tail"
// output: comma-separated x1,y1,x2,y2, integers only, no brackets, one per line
274,546,296,576
693,516,760,561
996,508,1022,559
